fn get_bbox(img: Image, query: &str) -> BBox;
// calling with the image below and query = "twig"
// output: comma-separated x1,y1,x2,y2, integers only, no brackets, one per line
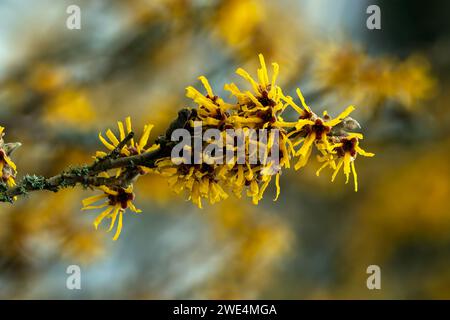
0,137,165,203
0,107,192,203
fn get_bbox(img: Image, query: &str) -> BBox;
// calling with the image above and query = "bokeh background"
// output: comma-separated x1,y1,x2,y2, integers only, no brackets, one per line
0,0,449,299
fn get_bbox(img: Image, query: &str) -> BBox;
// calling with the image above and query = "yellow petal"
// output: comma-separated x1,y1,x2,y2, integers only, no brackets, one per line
112,211,123,241
124,184,133,193
258,178,271,199
95,151,108,158
281,94,304,115
245,91,264,109
258,53,269,87
325,105,355,127
271,63,279,91
146,144,160,153
98,185,118,195
106,129,120,146
346,132,364,139
236,68,260,93
7,177,16,187
99,133,115,151
198,76,214,97
296,133,316,157
117,121,126,141
224,83,243,96
331,158,344,182
316,161,330,177
108,207,120,232
93,206,113,230
3,155,16,171
82,203,109,211
296,88,312,113
351,160,358,192
343,153,351,184
98,172,110,178
128,202,142,213
355,145,375,157
125,116,135,146
274,173,280,201
82,194,107,206
138,124,153,151
294,119,314,130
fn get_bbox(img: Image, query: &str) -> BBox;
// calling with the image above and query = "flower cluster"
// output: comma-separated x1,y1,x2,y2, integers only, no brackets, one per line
11,54,373,240
82,118,159,240
282,90,375,191
152,54,374,210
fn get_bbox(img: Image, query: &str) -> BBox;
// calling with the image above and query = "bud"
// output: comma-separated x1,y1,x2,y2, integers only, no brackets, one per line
3,142,22,156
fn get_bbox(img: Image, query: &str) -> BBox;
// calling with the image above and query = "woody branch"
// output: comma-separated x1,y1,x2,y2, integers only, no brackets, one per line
0,133,168,203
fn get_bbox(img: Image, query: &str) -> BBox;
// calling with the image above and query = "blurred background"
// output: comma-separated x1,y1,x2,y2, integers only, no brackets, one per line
0,0,449,299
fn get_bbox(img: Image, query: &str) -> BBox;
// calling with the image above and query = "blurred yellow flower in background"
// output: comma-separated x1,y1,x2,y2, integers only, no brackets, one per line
313,43,436,109
214,0,265,47
44,89,97,128
202,199,293,299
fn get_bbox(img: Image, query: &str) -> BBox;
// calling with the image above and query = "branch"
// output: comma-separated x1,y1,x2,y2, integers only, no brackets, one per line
0,107,193,203
0,138,166,203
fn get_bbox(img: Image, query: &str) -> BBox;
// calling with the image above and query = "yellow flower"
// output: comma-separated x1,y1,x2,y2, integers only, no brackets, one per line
82,184,141,240
0,126,18,188
317,133,375,192
97,117,160,174
226,53,284,127
186,76,233,127
156,158,228,209
226,54,291,192
282,88,356,170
